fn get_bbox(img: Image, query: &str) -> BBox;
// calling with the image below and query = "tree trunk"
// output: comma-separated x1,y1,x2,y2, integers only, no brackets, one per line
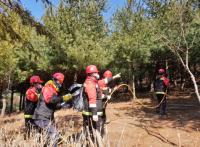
181,81,185,90
150,82,154,92
74,72,77,83
176,51,200,102
0,85,2,99
186,66,200,102
1,98,6,117
19,91,22,111
132,74,136,99
22,93,25,110
173,76,178,87
10,88,14,113
193,63,197,76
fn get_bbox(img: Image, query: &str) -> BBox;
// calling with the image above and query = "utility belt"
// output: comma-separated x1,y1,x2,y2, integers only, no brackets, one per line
24,114,33,119
82,111,103,116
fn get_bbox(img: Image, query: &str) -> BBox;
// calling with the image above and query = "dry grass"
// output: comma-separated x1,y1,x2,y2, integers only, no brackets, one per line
0,110,107,147
0,98,200,147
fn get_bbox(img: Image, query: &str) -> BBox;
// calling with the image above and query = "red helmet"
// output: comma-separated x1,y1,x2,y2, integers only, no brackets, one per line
158,68,165,74
30,76,43,84
52,72,65,84
103,70,113,78
86,65,99,74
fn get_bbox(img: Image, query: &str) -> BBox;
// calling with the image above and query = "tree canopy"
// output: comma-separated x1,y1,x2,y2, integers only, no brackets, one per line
0,0,200,97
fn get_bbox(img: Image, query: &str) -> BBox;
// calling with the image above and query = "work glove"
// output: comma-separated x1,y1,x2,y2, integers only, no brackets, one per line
62,94,72,102
92,115,98,122
113,73,121,79
101,94,106,99
107,95,111,100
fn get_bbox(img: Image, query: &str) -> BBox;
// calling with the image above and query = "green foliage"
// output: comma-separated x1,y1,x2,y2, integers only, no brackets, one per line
146,0,200,70
1,0,200,88
0,3,50,84
42,0,109,70
110,4,155,80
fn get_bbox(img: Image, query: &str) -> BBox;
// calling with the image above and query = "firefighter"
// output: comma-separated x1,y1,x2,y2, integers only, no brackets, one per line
82,65,103,141
24,75,43,138
98,70,121,135
154,69,169,116
33,72,72,147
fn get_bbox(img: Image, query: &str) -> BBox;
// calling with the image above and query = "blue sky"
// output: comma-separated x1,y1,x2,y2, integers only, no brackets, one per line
20,0,126,22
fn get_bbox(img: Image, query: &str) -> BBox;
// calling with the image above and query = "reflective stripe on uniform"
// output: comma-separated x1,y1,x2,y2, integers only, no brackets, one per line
24,114,33,118
82,111,92,116
97,112,103,116
155,92,166,94
82,111,103,116
89,104,96,108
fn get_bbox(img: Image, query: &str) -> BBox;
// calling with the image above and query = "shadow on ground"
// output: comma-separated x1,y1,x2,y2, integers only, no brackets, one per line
112,90,200,131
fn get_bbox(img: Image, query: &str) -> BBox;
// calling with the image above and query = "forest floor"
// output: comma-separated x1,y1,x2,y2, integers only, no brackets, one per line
0,90,200,147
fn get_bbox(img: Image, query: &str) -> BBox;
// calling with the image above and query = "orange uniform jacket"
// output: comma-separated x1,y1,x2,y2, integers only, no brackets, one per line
24,86,40,118
83,76,102,116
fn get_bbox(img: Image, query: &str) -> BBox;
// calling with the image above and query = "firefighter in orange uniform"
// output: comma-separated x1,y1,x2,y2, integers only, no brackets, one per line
98,70,121,136
24,75,43,137
154,69,170,116
33,72,72,147
82,65,103,140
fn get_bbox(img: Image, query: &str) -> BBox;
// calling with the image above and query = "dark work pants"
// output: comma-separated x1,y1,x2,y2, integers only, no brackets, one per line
34,119,59,147
25,118,35,138
82,115,103,141
156,94,167,115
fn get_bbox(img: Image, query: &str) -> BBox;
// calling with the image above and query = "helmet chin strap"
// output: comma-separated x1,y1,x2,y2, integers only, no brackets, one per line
53,78,62,89
33,83,42,93
35,83,42,88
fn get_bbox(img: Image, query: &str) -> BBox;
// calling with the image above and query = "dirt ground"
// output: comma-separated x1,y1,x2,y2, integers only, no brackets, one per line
0,91,200,147
106,92,200,147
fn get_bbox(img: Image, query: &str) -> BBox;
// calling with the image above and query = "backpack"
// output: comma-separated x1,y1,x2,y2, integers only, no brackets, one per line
68,83,84,112
154,78,167,92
